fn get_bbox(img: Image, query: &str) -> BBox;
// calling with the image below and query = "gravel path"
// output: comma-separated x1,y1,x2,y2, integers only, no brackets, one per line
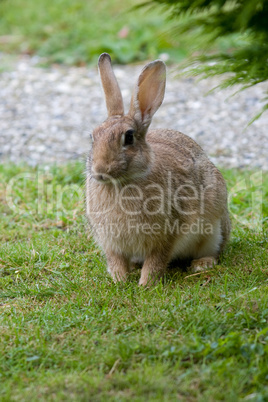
0,54,267,169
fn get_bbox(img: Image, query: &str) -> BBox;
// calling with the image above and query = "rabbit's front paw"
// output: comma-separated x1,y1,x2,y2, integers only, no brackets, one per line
106,251,129,283
189,256,217,273
139,254,167,287
139,272,159,287
111,269,128,283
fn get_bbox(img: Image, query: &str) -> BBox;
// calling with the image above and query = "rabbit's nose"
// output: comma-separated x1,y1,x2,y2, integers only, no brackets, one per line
91,166,110,182
92,173,106,182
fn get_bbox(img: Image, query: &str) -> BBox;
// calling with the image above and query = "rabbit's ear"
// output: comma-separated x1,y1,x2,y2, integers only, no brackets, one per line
98,53,124,117
129,60,166,128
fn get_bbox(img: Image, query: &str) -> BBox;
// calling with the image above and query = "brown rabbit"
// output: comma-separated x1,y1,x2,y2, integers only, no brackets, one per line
86,53,231,286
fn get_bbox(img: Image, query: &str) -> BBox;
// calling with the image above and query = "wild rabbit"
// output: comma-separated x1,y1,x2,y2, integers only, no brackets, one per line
86,53,231,286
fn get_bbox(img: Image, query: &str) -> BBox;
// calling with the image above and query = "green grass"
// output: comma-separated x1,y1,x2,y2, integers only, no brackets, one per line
0,0,186,65
0,162,267,401
0,0,245,70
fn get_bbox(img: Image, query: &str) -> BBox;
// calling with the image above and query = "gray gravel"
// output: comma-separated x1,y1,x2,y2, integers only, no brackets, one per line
0,54,267,169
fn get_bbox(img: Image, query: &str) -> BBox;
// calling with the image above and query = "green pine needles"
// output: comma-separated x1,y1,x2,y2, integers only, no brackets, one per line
148,0,268,120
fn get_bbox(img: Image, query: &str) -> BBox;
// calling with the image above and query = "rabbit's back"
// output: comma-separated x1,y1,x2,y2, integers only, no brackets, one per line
147,129,227,212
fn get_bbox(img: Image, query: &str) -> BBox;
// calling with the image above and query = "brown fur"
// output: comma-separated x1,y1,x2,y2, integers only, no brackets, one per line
86,53,231,286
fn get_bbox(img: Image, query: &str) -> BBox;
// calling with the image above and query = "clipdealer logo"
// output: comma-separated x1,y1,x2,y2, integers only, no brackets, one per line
4,168,264,233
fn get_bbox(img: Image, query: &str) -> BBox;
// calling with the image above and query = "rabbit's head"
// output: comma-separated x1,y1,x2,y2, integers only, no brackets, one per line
91,53,166,183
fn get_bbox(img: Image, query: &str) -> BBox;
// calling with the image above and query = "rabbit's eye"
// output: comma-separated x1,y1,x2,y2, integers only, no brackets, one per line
123,129,134,146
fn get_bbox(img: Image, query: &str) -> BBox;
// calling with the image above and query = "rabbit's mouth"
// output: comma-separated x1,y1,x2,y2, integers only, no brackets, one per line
91,171,139,186
91,163,131,184
91,171,126,185
92,173,110,183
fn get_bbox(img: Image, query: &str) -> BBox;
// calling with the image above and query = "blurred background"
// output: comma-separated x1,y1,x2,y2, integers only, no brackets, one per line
0,0,267,168
0,0,260,65
0,0,185,65
0,0,267,108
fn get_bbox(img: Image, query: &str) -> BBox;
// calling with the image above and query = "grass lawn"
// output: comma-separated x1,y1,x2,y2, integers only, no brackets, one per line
0,162,267,401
